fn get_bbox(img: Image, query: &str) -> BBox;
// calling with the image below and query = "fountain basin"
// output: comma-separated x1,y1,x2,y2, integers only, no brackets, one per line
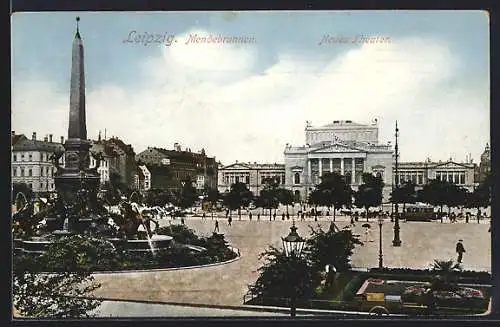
13,235,174,255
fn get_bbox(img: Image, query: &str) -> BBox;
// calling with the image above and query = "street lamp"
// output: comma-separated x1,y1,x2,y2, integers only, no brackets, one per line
282,221,306,317
378,215,384,269
392,121,402,247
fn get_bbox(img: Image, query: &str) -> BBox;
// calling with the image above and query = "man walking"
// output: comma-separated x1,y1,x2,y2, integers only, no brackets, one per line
214,220,219,233
456,239,466,263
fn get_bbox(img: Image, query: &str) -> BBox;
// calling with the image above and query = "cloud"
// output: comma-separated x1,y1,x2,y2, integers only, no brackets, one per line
12,32,489,166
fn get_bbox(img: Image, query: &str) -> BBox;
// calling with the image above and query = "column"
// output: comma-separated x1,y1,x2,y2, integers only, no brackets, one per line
319,158,323,177
351,158,355,184
329,158,333,173
341,158,344,176
307,159,311,183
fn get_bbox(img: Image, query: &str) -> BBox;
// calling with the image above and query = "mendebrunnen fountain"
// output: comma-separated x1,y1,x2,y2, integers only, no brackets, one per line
13,18,175,258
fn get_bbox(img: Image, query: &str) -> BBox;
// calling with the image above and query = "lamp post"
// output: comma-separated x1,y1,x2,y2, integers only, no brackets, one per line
392,121,402,247
282,221,306,318
378,215,384,269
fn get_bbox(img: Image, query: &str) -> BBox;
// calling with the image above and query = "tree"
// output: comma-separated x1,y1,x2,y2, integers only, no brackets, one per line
390,181,416,214
144,188,170,207
206,188,220,219
354,173,384,221
248,246,322,301
466,174,491,222
311,172,353,221
304,224,363,273
12,235,105,318
277,188,294,215
177,181,198,209
420,179,450,223
225,182,253,220
446,185,467,216
257,178,280,220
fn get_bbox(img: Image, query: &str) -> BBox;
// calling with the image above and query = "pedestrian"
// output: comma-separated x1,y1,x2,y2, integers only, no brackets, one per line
257,213,260,221
228,216,232,226
202,212,206,220
214,220,219,233
249,212,253,221
286,212,290,220
273,212,276,221
477,209,481,224
181,216,185,225
456,239,466,263
350,215,355,226
226,209,229,218
465,212,469,223
282,213,285,220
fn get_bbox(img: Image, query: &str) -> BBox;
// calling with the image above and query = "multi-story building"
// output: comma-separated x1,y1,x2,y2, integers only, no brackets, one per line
89,134,137,189
284,120,394,202
217,162,285,195
11,132,65,193
477,143,491,183
135,165,152,192
395,158,476,192
135,145,217,193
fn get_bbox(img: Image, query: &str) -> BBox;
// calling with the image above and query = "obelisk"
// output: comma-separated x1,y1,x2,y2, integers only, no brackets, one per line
53,17,100,229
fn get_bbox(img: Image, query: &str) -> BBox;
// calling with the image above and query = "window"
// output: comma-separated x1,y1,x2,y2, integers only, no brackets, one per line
40,183,43,189
245,176,250,184
29,154,33,161
13,154,17,162
20,168,24,177
418,174,423,185
21,154,25,161
282,174,285,184
28,169,33,177
460,173,465,185
294,173,300,184
28,183,32,189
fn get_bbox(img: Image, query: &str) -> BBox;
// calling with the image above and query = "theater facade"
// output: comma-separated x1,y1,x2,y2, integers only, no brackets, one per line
284,120,394,202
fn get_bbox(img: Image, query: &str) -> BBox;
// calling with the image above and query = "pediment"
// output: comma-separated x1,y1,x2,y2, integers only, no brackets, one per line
310,143,365,154
221,163,251,170
371,165,386,170
290,165,303,171
433,161,470,169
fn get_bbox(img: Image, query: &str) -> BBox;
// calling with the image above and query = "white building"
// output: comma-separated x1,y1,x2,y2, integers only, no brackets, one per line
11,132,65,193
284,120,394,202
217,162,285,195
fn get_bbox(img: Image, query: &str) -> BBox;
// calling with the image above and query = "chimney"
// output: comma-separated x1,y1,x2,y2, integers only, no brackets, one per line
61,136,64,144
49,134,53,142
32,132,36,140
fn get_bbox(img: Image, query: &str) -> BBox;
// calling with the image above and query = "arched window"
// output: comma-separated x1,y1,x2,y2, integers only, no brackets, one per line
294,172,300,184
20,168,25,177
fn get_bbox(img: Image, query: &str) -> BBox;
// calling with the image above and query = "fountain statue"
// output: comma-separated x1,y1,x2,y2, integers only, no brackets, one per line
12,17,173,256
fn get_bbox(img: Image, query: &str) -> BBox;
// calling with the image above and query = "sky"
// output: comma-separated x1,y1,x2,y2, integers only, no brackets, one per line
11,11,490,165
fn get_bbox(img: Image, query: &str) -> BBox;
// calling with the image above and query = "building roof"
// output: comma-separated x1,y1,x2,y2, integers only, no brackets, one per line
306,120,377,130
398,160,475,169
12,135,64,152
139,147,215,162
220,162,285,170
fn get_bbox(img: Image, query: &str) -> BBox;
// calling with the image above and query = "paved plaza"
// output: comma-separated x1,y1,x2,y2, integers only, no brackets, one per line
92,213,491,309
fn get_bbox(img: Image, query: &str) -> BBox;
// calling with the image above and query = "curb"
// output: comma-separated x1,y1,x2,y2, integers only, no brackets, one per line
92,246,241,275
